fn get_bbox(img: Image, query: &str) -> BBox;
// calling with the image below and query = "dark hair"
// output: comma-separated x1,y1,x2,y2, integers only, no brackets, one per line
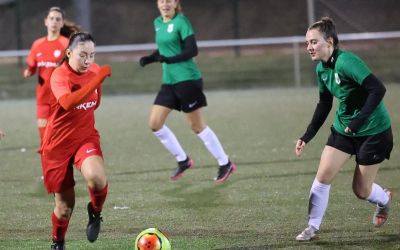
308,17,339,49
59,32,96,66
60,20,81,38
47,6,65,19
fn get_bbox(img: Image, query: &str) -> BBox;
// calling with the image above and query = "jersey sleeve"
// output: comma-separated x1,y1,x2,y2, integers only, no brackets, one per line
339,53,371,85
26,41,37,70
179,15,194,40
51,69,71,101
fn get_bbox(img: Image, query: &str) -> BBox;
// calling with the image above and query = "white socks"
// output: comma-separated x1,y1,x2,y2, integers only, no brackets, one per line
197,126,229,166
308,178,331,230
153,125,187,162
367,183,390,207
153,125,229,166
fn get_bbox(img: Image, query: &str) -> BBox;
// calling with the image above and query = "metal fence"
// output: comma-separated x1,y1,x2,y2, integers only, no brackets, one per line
1,31,400,88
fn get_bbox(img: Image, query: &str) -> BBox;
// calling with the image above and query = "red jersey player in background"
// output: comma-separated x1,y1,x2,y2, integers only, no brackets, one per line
40,32,111,250
23,7,74,146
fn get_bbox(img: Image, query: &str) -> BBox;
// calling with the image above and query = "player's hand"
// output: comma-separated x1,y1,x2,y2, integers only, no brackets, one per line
99,65,112,77
344,127,354,134
295,139,306,157
139,56,151,67
0,129,5,140
23,68,32,78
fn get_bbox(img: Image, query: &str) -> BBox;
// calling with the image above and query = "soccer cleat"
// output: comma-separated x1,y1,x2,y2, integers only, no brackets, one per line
86,202,103,243
373,189,392,227
214,161,237,183
51,240,65,250
295,225,318,241
170,157,194,181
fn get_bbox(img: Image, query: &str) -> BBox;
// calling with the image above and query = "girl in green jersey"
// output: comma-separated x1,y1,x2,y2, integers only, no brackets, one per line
295,17,393,241
140,0,236,183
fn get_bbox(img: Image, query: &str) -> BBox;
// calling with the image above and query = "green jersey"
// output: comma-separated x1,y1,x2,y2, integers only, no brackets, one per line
316,49,391,136
154,13,202,84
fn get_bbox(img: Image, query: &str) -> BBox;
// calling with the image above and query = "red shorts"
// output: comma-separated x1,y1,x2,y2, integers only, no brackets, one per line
41,138,103,193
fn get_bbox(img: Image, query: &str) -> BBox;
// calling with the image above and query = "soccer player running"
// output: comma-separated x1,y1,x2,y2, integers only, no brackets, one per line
140,0,236,183
295,17,393,241
24,7,77,146
40,32,111,250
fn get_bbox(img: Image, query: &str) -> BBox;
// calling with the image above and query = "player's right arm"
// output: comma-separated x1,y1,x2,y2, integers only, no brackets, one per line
296,87,333,157
23,41,38,78
139,50,161,67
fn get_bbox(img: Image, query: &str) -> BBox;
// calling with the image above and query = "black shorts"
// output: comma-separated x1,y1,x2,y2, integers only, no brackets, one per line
154,79,207,113
326,126,393,165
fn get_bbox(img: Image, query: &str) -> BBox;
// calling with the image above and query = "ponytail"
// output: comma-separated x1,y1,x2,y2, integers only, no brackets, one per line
176,2,182,13
61,20,81,38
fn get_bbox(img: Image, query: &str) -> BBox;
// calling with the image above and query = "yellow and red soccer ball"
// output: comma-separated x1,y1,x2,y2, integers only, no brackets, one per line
135,228,171,250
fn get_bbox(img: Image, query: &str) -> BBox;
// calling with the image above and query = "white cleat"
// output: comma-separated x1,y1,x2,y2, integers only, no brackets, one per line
296,225,318,241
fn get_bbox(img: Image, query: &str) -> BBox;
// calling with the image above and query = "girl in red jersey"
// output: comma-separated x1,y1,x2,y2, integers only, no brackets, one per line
41,32,111,250
24,7,76,146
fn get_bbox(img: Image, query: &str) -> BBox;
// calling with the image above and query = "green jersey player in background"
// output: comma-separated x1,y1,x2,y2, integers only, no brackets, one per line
295,17,393,241
140,0,236,183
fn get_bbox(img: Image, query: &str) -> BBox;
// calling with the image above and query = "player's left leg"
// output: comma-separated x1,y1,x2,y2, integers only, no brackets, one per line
80,155,108,242
352,164,392,227
186,108,236,183
352,127,393,227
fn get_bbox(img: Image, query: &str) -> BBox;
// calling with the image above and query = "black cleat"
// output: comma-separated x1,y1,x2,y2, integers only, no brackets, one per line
170,157,194,181
86,202,102,243
51,240,65,250
215,161,237,183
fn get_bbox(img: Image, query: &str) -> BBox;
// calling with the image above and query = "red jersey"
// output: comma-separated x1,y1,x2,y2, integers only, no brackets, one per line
41,62,102,157
26,36,68,106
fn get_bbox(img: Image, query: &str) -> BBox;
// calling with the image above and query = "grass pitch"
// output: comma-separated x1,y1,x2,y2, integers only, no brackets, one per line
0,86,400,249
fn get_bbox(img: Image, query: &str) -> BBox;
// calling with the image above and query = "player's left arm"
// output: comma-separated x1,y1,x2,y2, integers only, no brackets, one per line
159,34,198,64
54,66,111,111
347,74,386,133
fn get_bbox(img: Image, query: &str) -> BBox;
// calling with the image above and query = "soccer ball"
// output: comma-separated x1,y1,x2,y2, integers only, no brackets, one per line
135,228,171,250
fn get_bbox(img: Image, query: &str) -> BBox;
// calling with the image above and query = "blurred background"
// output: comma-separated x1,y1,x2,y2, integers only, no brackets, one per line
0,0,400,98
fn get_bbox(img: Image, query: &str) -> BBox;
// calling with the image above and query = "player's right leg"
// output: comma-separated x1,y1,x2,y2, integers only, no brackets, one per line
149,105,192,179
296,145,350,241
41,154,75,249
52,188,75,249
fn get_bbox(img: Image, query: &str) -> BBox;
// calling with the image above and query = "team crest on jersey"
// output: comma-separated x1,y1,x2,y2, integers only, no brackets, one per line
53,49,61,58
167,24,174,33
334,73,341,84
